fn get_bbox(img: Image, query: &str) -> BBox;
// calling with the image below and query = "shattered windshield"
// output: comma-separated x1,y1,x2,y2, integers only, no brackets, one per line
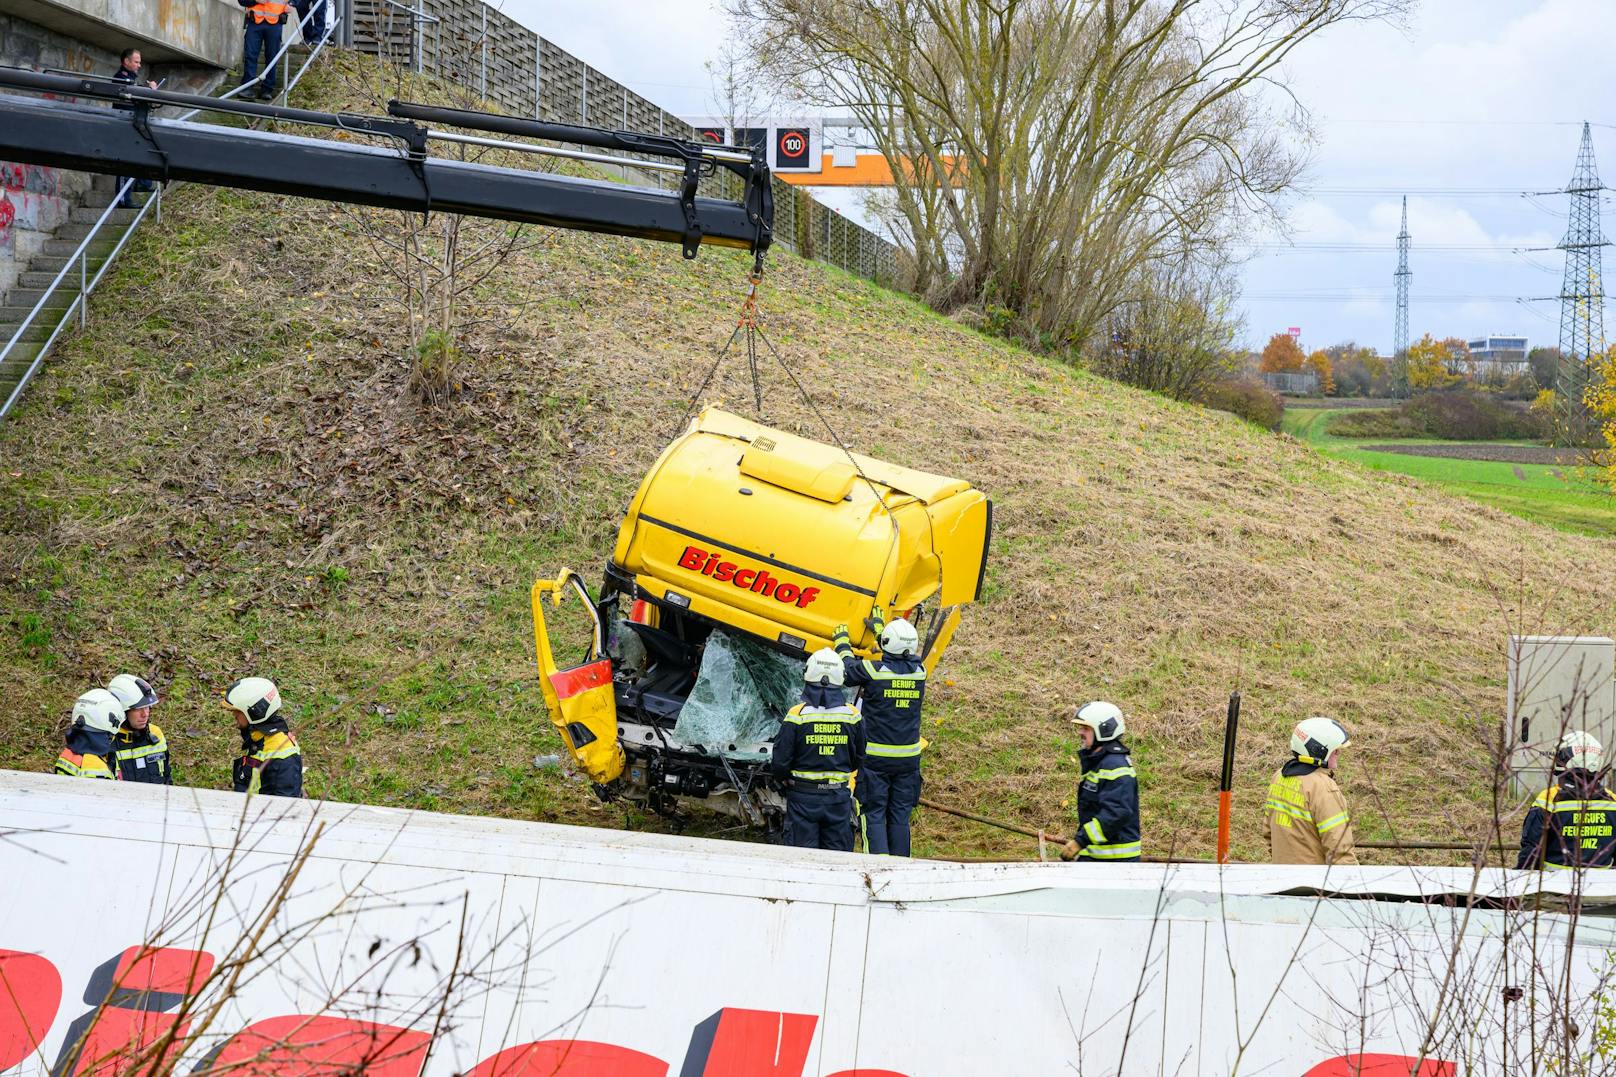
673,629,804,760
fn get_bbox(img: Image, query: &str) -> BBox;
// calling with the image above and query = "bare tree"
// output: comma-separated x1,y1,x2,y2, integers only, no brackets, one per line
1093,257,1244,399
706,37,774,141
731,0,1407,355
325,43,556,405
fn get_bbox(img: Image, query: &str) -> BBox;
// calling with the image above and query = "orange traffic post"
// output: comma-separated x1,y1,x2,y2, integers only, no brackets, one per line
1217,692,1241,864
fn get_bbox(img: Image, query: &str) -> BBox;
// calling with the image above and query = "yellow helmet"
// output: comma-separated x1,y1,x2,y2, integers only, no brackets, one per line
222,676,283,724
1072,700,1126,742
72,688,126,735
1558,730,1604,773
1290,716,1350,765
803,648,845,688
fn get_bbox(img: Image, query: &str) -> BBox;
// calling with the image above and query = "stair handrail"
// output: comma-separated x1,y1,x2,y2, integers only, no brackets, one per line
0,0,342,422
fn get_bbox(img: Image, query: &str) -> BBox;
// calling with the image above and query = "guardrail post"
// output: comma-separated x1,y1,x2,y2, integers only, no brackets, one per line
155,183,162,225
78,251,87,329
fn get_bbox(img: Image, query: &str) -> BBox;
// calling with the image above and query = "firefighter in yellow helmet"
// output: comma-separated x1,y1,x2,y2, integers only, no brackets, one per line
55,689,125,780
1517,731,1616,871
1059,701,1141,863
771,648,865,850
1265,716,1358,866
107,674,172,784
222,677,304,797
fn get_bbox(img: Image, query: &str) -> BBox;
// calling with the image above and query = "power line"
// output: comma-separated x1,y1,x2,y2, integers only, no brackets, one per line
1325,119,1616,131
1250,241,1549,252
1246,293,1529,302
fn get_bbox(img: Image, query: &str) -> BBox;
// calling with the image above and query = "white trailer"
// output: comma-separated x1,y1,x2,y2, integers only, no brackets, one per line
0,772,1611,1076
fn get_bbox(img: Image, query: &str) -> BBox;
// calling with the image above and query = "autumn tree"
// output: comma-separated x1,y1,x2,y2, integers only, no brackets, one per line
1405,333,1459,391
731,0,1407,353
1305,349,1336,395
1584,344,1616,484
1259,333,1305,373
1528,345,1561,392
1442,337,1475,383
1324,343,1389,397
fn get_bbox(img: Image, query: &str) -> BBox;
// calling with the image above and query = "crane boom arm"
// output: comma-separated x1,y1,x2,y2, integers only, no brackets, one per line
0,69,772,256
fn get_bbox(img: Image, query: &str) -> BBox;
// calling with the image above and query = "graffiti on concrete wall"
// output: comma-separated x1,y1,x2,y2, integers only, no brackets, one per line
0,161,76,268
2,162,61,196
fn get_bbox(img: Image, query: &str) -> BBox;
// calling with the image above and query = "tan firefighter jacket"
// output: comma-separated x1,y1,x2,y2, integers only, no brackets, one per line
1265,760,1358,865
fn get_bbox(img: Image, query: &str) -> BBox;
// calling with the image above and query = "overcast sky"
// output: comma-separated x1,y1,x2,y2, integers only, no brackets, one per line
498,0,1614,355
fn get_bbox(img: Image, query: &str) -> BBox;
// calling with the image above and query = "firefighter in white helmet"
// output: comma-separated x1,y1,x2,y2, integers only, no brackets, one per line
1517,731,1616,871
833,609,927,856
221,677,304,797
55,688,125,780
1266,717,1358,865
770,648,865,850
1059,701,1141,862
107,674,172,784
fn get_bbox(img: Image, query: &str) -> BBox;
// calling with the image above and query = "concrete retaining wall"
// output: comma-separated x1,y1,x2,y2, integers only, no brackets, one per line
6,0,241,67
0,12,105,296
0,7,231,298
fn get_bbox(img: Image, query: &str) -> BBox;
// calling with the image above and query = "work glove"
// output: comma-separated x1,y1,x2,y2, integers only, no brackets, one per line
832,623,850,642
865,605,887,634
1060,839,1081,862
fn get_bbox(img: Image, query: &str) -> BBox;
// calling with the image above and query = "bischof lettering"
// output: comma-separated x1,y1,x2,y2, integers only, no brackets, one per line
676,545,821,608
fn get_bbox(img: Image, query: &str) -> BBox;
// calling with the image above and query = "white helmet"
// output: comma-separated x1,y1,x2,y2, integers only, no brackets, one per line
72,688,126,735
1290,716,1351,765
803,648,845,688
222,676,283,725
1558,730,1604,773
107,673,158,711
1072,700,1125,742
879,618,920,658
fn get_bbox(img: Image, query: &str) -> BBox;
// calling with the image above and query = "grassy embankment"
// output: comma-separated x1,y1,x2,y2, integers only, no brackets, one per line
1282,406,1616,536
1,52,1614,861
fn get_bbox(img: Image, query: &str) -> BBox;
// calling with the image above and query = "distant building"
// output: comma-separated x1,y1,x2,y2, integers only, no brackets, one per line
1465,334,1529,377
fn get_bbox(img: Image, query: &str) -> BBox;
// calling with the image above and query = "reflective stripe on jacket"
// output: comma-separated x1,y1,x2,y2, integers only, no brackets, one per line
55,748,117,779
233,726,304,796
56,726,117,780
1075,741,1140,861
833,631,926,766
771,695,865,786
1517,776,1616,870
1265,761,1358,865
112,722,172,784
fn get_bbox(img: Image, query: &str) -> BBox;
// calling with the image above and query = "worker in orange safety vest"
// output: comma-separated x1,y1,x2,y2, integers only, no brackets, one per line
237,0,290,100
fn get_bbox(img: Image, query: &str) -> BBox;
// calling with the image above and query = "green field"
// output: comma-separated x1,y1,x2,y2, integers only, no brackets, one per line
1282,406,1616,536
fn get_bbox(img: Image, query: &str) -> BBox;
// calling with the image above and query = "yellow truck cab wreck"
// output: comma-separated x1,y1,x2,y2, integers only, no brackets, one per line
532,407,992,825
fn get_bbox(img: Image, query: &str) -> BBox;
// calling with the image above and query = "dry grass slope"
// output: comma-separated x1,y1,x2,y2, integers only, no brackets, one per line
2,53,1613,861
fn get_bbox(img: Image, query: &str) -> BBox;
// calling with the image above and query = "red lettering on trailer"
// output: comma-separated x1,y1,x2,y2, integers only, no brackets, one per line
0,948,1466,1077
213,1015,431,1076
0,950,60,1069
688,1008,818,1076
675,546,822,608
468,1039,668,1076
1303,1056,1456,1077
